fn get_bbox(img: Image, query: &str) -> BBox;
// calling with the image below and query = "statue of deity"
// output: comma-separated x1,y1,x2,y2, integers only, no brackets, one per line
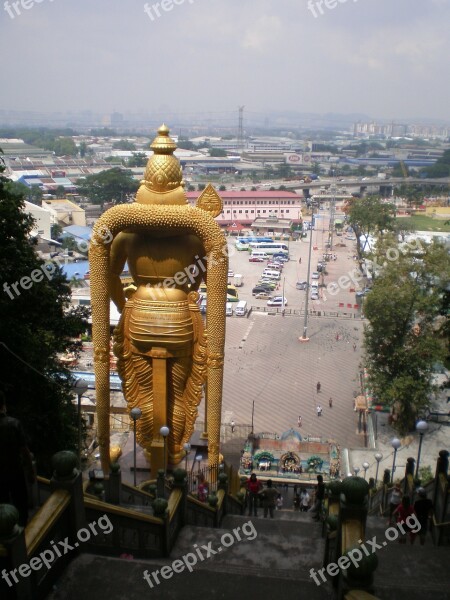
89,125,227,474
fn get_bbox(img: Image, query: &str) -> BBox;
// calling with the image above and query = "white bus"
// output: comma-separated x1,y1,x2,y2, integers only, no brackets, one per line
249,242,288,255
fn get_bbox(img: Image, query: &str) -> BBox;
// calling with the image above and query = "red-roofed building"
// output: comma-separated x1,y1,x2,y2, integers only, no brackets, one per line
186,190,302,227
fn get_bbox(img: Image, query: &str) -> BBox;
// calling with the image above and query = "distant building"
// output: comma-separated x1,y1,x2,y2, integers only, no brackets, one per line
43,199,86,228
186,190,302,227
23,200,53,239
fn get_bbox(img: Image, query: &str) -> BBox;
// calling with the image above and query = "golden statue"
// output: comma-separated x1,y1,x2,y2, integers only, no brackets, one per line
89,125,227,475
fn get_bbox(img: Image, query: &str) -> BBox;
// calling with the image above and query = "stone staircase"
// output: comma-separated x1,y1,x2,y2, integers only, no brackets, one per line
45,510,450,600
47,510,331,600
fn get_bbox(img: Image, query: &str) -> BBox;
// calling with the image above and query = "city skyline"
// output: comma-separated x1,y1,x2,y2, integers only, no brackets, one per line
0,0,449,123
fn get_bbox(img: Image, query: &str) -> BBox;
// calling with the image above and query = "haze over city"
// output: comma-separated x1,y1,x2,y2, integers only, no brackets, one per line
1,0,449,125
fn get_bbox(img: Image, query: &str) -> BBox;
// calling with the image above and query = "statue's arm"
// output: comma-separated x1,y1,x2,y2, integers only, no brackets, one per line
109,233,128,312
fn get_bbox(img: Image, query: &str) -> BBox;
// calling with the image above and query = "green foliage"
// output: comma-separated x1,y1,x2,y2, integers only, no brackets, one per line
0,159,88,473
423,149,450,178
209,148,227,157
76,167,138,207
364,241,450,433
112,140,136,151
127,152,147,168
418,465,433,485
345,196,396,259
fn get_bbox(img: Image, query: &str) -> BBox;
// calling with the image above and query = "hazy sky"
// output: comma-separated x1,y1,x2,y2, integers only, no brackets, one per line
1,0,449,123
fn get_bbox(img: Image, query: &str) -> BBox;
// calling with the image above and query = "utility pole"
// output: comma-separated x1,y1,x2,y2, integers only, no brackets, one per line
238,106,245,151
299,200,316,342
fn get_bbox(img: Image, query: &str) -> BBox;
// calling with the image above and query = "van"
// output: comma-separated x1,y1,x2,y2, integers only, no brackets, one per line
226,303,233,317
234,274,243,287
251,250,269,259
263,269,281,279
235,300,248,317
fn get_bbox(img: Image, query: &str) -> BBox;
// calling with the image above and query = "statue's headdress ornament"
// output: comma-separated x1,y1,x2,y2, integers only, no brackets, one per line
136,124,186,204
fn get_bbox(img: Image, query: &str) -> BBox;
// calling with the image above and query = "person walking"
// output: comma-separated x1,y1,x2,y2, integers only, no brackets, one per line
298,416,302,427
246,473,262,517
0,392,35,525
389,483,403,524
353,343,357,352
316,405,322,417
300,488,311,512
259,480,279,518
413,488,433,546
393,496,416,544
316,382,321,393
329,397,333,408
230,419,235,434
310,475,325,521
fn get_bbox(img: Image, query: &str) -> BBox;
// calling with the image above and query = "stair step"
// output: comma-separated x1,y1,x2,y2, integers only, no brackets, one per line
46,553,331,600
171,514,325,578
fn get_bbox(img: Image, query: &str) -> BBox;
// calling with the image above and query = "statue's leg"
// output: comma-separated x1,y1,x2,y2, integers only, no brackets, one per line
167,354,192,464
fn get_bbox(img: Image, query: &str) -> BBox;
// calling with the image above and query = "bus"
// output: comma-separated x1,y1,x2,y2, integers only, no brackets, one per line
199,283,239,301
235,241,249,251
236,236,273,244
249,242,289,255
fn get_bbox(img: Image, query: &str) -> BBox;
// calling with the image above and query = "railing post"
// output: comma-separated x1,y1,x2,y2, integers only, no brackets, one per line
172,468,188,526
0,505,33,600
50,451,86,538
105,463,121,505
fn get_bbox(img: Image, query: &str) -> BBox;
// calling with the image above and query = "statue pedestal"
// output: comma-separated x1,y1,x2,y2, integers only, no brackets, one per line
150,439,165,475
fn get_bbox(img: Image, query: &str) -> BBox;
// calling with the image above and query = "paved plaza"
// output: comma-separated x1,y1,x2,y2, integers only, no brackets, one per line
221,212,365,449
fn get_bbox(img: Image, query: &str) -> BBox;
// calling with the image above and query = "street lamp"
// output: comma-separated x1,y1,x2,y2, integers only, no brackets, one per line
130,408,142,487
183,442,191,472
362,462,370,480
374,452,383,485
160,426,170,477
299,198,317,342
353,467,360,476
391,438,401,483
196,454,202,474
415,420,428,479
71,378,88,467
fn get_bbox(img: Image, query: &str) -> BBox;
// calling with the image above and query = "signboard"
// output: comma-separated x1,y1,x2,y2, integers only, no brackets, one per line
285,153,302,165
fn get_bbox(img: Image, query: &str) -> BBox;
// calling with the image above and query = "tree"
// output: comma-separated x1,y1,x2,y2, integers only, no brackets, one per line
423,149,450,178
51,223,63,240
219,185,226,191
127,152,147,168
76,167,138,208
344,196,396,260
112,140,136,151
364,241,450,434
55,185,66,199
53,137,77,157
0,157,88,473
79,141,87,158
209,148,227,157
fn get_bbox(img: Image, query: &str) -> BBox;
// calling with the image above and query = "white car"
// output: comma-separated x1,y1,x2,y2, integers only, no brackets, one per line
228,270,234,277
310,292,320,300
267,296,287,307
311,272,320,280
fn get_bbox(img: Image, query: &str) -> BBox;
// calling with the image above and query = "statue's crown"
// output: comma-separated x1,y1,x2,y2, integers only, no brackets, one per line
136,124,186,204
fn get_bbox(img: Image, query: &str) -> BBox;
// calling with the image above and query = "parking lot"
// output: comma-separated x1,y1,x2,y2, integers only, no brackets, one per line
213,215,367,453
226,210,364,315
